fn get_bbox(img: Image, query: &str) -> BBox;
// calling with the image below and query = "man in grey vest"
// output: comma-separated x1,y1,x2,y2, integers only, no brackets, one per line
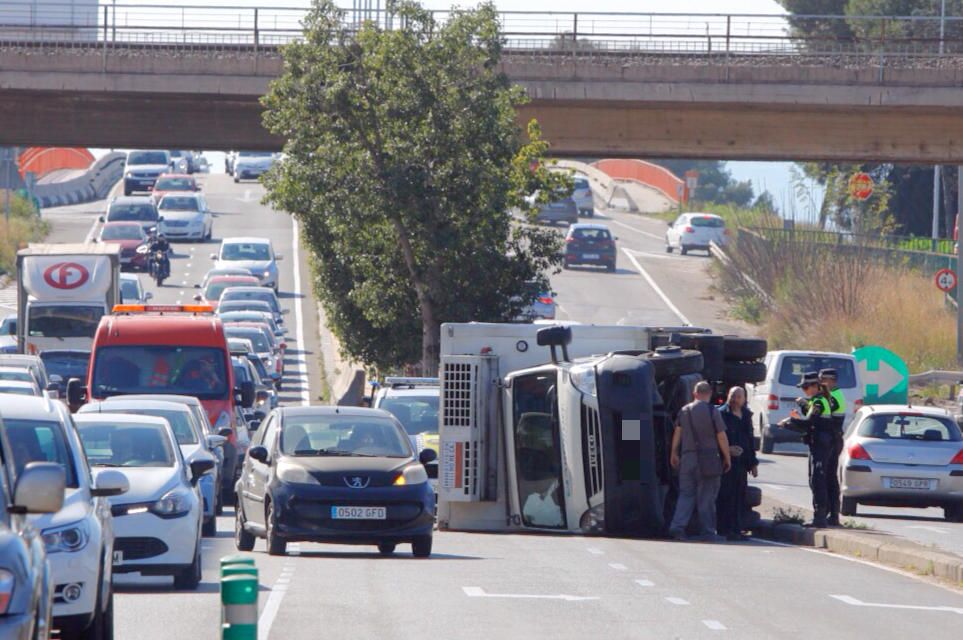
669,381,732,541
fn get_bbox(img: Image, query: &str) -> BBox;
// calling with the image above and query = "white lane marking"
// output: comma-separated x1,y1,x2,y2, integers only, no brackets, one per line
635,579,655,587
463,586,599,602
587,547,604,555
620,248,691,325
606,217,664,241
83,216,100,243
905,525,950,534
666,597,690,606
830,594,963,615
291,218,310,407
608,563,627,571
703,620,727,631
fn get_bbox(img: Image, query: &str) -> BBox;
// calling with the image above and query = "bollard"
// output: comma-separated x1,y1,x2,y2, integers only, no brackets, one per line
221,554,255,568
221,568,258,640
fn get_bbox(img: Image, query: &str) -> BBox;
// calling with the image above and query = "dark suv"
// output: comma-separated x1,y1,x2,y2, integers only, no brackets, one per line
563,223,617,271
0,418,65,640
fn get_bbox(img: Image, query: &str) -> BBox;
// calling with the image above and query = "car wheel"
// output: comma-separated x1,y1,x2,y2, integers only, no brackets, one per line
233,176,239,184
79,569,112,640
173,545,202,591
665,244,673,253
235,503,256,552
760,433,774,454
123,188,131,196
606,263,616,273
680,246,688,256
411,535,432,558
202,516,217,537
265,501,286,556
840,497,858,517
377,542,396,556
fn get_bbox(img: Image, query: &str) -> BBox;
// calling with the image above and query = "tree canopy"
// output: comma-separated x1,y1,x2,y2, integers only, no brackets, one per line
262,0,569,374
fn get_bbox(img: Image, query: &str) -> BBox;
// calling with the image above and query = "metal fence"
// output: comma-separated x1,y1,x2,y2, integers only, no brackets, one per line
747,226,956,256
2,3,963,62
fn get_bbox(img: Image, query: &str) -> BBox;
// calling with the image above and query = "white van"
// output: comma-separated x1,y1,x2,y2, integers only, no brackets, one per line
747,350,863,454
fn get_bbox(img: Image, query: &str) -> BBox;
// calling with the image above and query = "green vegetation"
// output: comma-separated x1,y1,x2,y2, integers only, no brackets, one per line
262,0,569,374
0,191,47,276
772,506,807,525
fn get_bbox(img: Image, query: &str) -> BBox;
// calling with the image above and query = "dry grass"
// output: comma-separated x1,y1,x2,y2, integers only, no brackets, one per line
718,226,958,372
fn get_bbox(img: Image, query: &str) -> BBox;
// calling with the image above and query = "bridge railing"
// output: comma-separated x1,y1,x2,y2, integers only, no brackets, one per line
1,3,963,61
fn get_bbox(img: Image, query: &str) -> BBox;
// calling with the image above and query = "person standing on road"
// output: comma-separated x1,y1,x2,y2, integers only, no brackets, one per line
819,368,846,526
781,372,834,528
669,381,732,541
716,386,759,541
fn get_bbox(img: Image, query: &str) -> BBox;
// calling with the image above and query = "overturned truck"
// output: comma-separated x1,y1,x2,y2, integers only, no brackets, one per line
436,323,766,536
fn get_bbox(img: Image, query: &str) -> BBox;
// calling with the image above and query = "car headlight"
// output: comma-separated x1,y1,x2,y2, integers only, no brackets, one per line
393,464,428,486
262,271,271,279
125,171,133,178
42,521,90,553
570,363,597,397
150,488,193,518
278,464,318,485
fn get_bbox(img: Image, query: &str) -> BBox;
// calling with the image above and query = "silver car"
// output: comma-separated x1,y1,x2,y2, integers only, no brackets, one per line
571,175,594,217
839,405,963,522
211,238,282,292
0,314,16,354
533,196,578,226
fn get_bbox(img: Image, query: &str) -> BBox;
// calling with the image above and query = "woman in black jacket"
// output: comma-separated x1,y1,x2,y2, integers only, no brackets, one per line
717,386,759,540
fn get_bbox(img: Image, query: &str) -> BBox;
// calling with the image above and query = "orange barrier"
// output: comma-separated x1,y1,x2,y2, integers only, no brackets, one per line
17,147,94,180
591,159,686,204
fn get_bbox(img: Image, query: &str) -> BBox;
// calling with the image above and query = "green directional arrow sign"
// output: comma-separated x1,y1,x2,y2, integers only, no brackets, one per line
853,346,909,405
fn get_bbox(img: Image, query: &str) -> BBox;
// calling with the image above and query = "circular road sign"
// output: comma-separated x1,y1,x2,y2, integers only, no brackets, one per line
848,172,874,201
935,268,957,293
43,262,90,290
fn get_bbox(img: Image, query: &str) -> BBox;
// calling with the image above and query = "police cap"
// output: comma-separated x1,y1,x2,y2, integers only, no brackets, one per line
797,371,820,388
818,368,838,380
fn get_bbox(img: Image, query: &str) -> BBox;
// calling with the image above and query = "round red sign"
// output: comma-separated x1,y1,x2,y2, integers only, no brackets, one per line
43,262,90,290
935,268,957,293
848,172,874,201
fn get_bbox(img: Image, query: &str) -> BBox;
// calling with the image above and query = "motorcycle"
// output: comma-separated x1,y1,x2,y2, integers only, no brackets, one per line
138,244,170,287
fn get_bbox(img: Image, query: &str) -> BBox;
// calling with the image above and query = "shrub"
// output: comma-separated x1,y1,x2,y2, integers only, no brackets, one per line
0,191,47,276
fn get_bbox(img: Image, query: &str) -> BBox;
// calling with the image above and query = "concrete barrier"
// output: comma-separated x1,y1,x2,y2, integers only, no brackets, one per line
34,152,125,208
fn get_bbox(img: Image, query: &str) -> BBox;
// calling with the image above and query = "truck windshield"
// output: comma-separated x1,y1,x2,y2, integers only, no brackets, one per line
28,306,103,338
512,372,566,529
91,345,229,401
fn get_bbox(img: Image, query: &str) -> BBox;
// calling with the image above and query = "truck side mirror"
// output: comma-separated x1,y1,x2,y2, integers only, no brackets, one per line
66,378,85,407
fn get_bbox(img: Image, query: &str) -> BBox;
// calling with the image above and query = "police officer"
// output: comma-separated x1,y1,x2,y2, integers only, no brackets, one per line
780,371,834,528
819,368,846,526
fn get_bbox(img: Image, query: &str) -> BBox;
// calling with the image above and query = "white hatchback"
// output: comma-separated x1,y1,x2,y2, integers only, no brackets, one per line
665,212,728,255
157,193,213,242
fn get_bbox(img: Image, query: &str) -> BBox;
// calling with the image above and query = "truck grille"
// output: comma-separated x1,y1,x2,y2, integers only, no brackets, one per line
581,402,603,498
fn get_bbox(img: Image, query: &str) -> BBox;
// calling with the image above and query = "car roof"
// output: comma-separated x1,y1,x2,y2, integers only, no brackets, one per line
103,221,143,228
86,399,192,413
221,237,272,246
221,299,271,307
0,366,36,373
111,195,154,204
208,275,260,284
684,212,724,219
858,404,952,417
0,355,41,366
569,223,610,231
221,287,276,295
771,350,856,359
0,380,38,388
73,413,171,427
159,192,201,200
277,406,397,419
108,394,204,407
119,273,140,281
0,395,67,420
157,173,193,180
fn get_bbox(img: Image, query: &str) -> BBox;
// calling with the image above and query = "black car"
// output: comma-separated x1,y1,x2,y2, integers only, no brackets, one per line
563,223,617,271
38,350,90,396
234,406,436,557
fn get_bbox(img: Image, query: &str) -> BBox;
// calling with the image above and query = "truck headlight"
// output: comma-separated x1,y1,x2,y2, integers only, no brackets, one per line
42,521,90,553
579,504,605,534
150,488,193,518
570,363,597,397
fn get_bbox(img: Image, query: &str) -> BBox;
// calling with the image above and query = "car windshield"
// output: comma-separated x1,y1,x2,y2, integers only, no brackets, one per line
109,203,156,222
96,407,198,445
0,370,33,383
101,225,144,241
378,395,439,435
247,355,269,379
220,301,271,314
128,152,168,165
1,316,14,334
27,305,103,339
859,414,963,442
573,177,589,189
206,269,251,283
225,328,271,352
778,356,857,388
232,363,251,384
4,418,78,487
280,415,411,458
572,228,611,241
221,290,279,312
0,384,36,396
221,243,271,261
90,345,229,401
690,216,725,228
155,177,193,191
120,280,141,302
78,421,176,467
204,282,234,301
159,196,200,212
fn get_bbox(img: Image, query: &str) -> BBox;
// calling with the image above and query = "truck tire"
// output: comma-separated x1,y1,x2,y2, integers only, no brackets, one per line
723,336,768,361
645,347,703,380
674,334,724,382
722,361,768,385
760,433,775,454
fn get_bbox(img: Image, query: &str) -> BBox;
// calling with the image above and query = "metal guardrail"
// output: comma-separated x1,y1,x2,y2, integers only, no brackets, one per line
1,3,963,64
746,226,957,256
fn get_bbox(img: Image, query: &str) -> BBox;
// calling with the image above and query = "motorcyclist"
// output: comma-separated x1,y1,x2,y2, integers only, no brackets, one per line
148,232,171,281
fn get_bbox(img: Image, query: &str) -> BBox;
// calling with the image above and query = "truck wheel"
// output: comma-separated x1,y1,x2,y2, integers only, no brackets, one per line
644,347,703,380
722,361,768,385
840,497,858,517
761,433,774,454
674,334,724,382
723,336,768,361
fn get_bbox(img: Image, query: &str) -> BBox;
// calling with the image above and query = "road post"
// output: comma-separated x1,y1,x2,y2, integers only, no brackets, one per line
957,166,963,365
221,556,258,640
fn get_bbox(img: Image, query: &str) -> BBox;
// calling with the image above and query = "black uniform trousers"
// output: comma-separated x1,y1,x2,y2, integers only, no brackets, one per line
716,460,747,535
808,427,843,523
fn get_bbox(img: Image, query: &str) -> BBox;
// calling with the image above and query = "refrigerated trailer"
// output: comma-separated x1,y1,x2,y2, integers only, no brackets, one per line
436,322,766,537
16,243,121,355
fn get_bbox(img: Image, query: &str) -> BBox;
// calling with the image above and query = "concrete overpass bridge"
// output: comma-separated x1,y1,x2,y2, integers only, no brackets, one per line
3,5,963,162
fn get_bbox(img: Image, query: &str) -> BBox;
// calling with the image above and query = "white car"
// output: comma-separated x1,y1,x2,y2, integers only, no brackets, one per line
157,193,213,242
232,152,276,182
0,379,42,397
211,238,282,291
0,314,16,353
78,400,221,537
74,413,209,589
119,273,152,305
1,395,128,640
665,212,729,255
747,350,863,454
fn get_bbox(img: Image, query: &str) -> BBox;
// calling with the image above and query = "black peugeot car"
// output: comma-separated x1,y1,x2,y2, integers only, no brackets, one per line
563,223,618,271
234,406,437,557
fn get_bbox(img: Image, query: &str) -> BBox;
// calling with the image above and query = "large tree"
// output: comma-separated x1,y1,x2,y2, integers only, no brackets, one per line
262,0,569,374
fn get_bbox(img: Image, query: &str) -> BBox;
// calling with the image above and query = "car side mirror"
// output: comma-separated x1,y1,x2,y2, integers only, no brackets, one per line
194,284,201,289
238,381,256,409
66,378,85,406
12,462,65,514
210,253,217,260
248,445,269,464
145,292,153,300
91,469,129,497
99,215,105,223
193,294,203,302
419,449,438,466
190,459,215,485
275,254,283,261
218,426,234,439
207,434,227,449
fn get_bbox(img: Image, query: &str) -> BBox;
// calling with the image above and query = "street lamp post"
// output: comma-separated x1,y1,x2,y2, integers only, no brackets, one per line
933,1,947,240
